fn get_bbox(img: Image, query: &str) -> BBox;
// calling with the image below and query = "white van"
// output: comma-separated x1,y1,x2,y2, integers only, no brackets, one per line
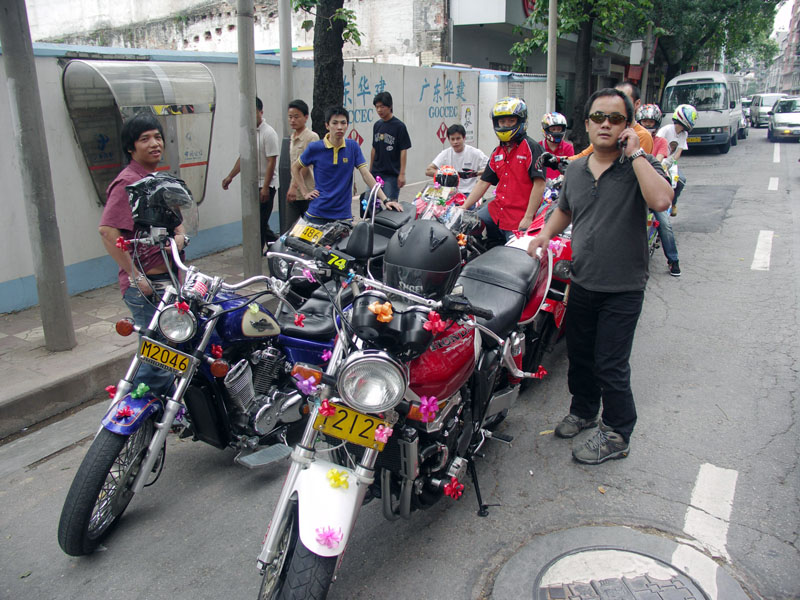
661,71,745,154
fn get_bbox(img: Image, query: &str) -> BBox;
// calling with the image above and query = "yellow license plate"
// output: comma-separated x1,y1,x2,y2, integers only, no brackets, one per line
138,337,192,375
687,136,701,143
291,223,323,244
313,404,390,450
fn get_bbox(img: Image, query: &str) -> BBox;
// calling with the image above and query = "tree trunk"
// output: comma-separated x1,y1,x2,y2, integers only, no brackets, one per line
311,0,345,138
568,17,594,152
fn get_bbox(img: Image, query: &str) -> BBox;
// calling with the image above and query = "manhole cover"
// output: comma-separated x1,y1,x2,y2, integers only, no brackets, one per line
536,548,707,599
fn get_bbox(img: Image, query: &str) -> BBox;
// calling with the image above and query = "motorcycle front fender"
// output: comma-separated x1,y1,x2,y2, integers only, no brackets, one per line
294,458,363,558
101,393,164,435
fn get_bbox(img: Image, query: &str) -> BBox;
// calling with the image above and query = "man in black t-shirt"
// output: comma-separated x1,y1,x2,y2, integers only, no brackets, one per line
370,92,412,201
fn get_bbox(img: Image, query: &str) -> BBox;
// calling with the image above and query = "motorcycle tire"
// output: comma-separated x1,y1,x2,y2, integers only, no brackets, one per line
57,417,155,556
258,502,337,600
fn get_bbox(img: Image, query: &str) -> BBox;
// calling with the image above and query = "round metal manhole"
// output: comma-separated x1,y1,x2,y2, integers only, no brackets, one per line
535,547,708,599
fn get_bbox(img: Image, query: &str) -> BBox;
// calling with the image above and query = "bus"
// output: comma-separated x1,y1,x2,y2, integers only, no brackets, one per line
661,71,745,154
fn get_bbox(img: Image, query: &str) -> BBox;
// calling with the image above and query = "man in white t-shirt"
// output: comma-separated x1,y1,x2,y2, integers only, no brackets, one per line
222,96,280,250
655,104,696,217
425,124,489,196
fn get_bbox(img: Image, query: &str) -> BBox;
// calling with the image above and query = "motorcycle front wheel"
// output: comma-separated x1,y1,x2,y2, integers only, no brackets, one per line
258,500,337,600
57,416,156,556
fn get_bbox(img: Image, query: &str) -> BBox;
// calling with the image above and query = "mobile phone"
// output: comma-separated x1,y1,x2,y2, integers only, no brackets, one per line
616,137,628,149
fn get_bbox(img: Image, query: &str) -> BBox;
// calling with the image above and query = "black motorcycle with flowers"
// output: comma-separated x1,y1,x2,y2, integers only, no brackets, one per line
255,219,546,599
57,176,337,556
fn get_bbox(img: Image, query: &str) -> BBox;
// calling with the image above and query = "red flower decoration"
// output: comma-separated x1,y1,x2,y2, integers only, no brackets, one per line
175,301,190,314
210,344,223,359
423,311,447,333
443,476,464,500
105,385,117,398
115,405,135,420
294,313,306,327
318,399,336,417
532,365,548,379
115,236,131,251
653,220,660,228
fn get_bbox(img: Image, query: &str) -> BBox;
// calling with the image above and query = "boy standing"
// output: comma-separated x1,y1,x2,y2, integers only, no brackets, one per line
370,92,412,201
285,99,319,227
425,124,489,196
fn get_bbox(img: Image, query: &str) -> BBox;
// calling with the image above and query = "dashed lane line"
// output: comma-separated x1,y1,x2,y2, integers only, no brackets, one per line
773,143,780,163
768,177,779,191
751,230,774,271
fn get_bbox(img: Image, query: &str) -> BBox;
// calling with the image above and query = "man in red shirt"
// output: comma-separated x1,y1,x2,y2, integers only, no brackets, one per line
463,97,545,244
539,112,574,179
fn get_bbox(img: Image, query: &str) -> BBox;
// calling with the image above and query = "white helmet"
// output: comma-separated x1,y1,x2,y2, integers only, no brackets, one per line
672,104,697,133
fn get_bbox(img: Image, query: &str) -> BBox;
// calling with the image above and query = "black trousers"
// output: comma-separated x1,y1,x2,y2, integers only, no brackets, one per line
565,283,644,442
260,186,278,249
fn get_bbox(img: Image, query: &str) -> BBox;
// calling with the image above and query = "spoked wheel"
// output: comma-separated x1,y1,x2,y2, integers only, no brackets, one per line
58,417,156,556
258,500,337,600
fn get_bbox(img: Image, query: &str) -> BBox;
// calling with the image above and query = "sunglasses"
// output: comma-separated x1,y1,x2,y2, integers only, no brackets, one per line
588,111,627,125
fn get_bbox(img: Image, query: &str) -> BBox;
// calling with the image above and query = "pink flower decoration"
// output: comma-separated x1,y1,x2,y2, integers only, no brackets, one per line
302,268,316,283
105,385,117,398
175,301,190,314
532,365,548,380
293,373,319,396
294,313,305,327
548,239,565,254
318,399,336,417
419,395,439,423
443,476,464,500
375,176,384,187
321,349,332,362
115,405,135,420
315,526,343,549
423,311,447,333
374,424,393,444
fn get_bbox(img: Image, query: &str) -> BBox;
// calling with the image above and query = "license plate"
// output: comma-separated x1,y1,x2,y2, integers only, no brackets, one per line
687,136,701,143
291,223,323,244
313,404,390,450
138,337,193,375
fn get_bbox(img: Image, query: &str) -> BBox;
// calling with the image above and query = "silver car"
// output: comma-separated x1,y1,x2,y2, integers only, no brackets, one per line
751,93,787,128
768,97,800,142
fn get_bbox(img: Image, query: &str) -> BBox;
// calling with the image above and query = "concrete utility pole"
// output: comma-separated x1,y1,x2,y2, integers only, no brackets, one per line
237,0,262,277
277,0,294,233
546,0,558,113
0,0,76,351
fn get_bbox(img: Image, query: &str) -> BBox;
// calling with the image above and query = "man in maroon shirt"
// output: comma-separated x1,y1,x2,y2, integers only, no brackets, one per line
99,113,186,394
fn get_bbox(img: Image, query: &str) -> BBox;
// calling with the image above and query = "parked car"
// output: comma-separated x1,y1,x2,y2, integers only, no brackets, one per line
767,96,800,142
742,96,752,121
750,93,787,128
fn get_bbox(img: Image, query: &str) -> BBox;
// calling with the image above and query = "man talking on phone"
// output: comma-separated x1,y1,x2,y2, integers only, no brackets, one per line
528,88,673,465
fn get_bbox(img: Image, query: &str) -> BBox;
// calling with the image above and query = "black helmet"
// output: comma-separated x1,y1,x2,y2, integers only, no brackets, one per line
384,221,461,300
126,173,193,232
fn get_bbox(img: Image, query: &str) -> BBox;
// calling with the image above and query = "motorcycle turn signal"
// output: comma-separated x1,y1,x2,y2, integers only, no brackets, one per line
115,319,136,336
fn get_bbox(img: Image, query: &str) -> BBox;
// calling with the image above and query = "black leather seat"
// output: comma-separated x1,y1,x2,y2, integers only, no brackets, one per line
277,295,336,341
457,246,540,342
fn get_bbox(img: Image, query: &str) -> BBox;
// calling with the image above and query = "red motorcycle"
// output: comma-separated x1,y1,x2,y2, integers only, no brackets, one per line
254,219,550,599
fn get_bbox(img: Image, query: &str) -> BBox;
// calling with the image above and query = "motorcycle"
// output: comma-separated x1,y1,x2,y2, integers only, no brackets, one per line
57,226,336,557
254,219,553,599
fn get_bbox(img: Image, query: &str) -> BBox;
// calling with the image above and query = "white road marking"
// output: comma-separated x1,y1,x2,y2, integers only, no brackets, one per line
773,143,780,163
682,463,738,561
751,230,774,271
768,177,779,191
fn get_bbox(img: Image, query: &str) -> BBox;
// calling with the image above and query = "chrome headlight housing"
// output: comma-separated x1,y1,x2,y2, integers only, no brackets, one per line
337,350,408,414
157,305,197,343
269,256,291,280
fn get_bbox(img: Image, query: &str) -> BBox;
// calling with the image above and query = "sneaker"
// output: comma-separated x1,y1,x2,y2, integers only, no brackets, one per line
572,429,629,464
670,205,677,217
669,261,681,277
555,413,598,439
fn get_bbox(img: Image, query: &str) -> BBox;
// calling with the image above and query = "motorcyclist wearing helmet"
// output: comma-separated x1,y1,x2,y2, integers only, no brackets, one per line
539,112,574,179
462,97,546,244
655,103,696,219
636,104,667,158
99,112,188,395
425,123,489,196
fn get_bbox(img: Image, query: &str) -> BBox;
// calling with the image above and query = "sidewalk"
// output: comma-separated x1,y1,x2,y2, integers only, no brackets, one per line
0,246,250,439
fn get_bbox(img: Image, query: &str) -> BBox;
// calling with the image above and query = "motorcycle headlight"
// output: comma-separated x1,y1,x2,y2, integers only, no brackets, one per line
553,259,572,280
158,305,197,343
270,256,290,280
337,350,407,414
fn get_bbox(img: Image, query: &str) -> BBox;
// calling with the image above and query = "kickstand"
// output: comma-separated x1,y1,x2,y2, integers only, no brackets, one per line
468,459,497,517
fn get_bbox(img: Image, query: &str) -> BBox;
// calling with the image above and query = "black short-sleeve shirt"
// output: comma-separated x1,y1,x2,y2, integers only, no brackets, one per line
371,116,412,176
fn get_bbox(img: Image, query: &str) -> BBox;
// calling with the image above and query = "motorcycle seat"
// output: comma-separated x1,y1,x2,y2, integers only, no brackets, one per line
457,247,540,342
373,202,415,229
276,296,336,341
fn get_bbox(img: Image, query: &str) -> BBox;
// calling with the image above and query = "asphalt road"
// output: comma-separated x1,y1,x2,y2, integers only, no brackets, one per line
1,128,799,600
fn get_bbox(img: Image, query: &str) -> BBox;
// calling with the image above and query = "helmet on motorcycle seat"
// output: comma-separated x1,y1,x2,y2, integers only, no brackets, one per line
126,173,193,232
672,104,697,133
491,97,528,143
384,221,461,301
541,112,568,144
635,104,663,134
435,165,459,188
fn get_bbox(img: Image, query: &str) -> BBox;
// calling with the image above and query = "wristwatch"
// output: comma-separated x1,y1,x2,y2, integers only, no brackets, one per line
629,149,646,161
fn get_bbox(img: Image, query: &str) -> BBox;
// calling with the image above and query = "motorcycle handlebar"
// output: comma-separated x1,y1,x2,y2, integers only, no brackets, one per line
441,294,494,320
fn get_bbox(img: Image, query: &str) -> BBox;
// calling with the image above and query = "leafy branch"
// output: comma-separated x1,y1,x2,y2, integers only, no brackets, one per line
293,0,362,46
